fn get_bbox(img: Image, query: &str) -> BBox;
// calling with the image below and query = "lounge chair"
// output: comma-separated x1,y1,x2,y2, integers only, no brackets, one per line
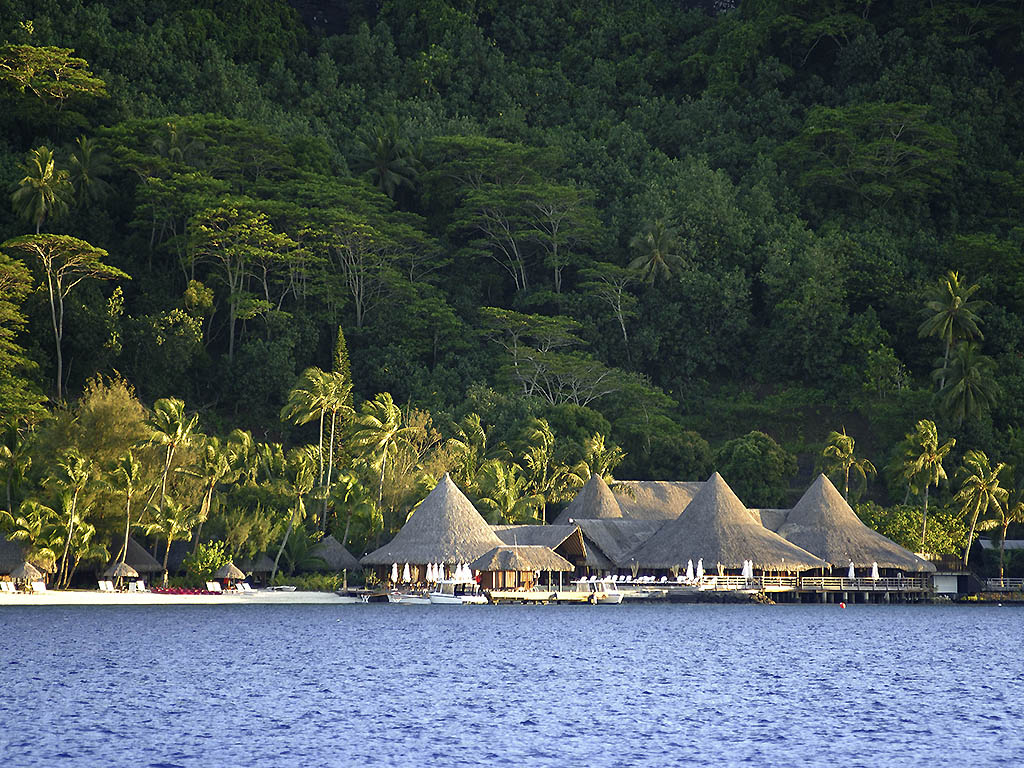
97,580,110,592
205,581,223,593
239,582,253,592
1,581,14,593
30,580,46,592
132,580,146,592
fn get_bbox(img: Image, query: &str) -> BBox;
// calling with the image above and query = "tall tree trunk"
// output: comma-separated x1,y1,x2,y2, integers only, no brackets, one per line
46,275,64,402
162,531,174,586
920,484,930,552
271,499,300,582
322,409,337,531
116,494,132,565
59,491,78,589
160,444,174,513
191,485,213,555
939,337,951,390
963,501,982,567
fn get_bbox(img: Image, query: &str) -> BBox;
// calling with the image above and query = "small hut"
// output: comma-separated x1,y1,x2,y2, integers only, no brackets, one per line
778,474,936,575
470,545,573,590
309,535,363,572
214,562,246,588
492,525,587,569
625,472,829,574
123,538,164,577
361,474,503,584
104,561,139,589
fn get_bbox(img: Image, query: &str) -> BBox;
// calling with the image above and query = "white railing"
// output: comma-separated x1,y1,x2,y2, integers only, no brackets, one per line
984,578,1024,591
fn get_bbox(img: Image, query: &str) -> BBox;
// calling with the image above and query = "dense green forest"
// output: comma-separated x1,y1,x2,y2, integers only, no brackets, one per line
2,0,1024,582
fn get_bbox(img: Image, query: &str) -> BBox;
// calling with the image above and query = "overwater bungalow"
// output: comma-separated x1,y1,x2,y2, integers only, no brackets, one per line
470,545,574,591
361,474,503,584
624,473,829,576
572,519,664,575
492,524,587,570
775,474,936,576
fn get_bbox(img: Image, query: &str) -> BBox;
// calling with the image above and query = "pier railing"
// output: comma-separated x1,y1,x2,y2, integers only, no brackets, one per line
621,575,930,592
984,578,1024,592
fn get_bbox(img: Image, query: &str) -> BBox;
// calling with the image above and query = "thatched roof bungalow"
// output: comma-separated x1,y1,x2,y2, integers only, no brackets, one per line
309,535,362,572
551,474,626,525
778,475,936,573
492,524,587,568
361,474,503,580
470,545,573,590
123,538,164,574
573,519,664,571
625,473,829,572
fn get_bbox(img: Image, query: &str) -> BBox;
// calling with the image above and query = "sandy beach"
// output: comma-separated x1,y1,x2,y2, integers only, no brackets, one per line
0,589,352,606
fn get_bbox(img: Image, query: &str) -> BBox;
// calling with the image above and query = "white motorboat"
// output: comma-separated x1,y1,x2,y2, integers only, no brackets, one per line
428,578,488,605
570,578,624,605
392,592,431,605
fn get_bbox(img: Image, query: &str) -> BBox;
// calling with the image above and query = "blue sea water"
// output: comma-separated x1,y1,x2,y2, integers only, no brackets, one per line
0,603,1022,767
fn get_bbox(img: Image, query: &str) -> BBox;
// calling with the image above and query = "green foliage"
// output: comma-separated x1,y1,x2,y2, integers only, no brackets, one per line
856,501,967,557
715,431,798,507
182,539,230,587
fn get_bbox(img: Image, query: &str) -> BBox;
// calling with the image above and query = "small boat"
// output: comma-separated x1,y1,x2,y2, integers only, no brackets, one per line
392,592,431,605
570,578,623,605
429,578,488,605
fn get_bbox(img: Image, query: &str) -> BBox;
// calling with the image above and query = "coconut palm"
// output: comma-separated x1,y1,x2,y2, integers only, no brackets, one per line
821,428,876,501
225,428,258,484
144,497,200,586
445,413,492,486
49,449,92,588
955,450,1008,567
901,420,955,550
67,135,113,207
270,447,317,581
10,146,73,233
918,271,984,389
474,459,543,525
6,499,60,572
989,491,1024,579
938,342,1000,427
106,449,145,568
519,418,586,523
0,425,32,516
350,392,416,509
148,397,199,514
352,115,420,199
180,436,236,553
628,218,682,284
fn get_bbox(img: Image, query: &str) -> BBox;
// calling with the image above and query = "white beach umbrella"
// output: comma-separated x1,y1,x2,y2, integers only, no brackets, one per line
685,559,694,581
871,562,879,580
848,561,855,580
741,560,750,579
426,563,434,582
391,562,399,583
696,558,704,580
402,563,412,583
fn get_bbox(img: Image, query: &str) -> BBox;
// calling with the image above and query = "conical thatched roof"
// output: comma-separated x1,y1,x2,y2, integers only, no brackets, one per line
0,536,28,573
470,545,574,573
492,525,586,560
552,474,625,525
612,480,705,520
778,475,936,572
309,535,363,571
214,562,246,580
124,538,163,574
626,473,829,571
104,561,139,579
574,519,664,567
361,474,503,566
9,561,42,580
250,554,276,573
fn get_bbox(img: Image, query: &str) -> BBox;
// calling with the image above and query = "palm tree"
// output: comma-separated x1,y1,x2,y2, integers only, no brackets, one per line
148,397,199,514
50,449,92,588
991,491,1024,579
6,499,60,573
270,447,317,581
954,450,1008,567
333,472,375,549
938,342,1000,427
10,146,73,233
474,459,543,524
628,219,682,284
67,135,113,207
349,393,415,512
519,418,586,523
281,368,331,489
225,428,258,484
0,425,32,515
352,115,420,199
445,413,491,487
821,428,876,501
901,420,955,551
144,498,200,586
181,436,235,553
580,433,626,481
106,449,145,568
918,271,984,389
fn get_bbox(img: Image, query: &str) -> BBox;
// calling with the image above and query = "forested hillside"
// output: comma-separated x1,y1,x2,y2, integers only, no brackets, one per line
2,1,1023,577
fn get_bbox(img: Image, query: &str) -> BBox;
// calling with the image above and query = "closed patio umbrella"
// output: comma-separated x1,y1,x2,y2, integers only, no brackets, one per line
871,562,879,580
696,558,704,580
391,562,398,584
402,563,411,583
685,559,694,581
848,561,855,580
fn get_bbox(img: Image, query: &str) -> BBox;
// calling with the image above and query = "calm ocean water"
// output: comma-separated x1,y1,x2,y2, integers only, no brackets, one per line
1,603,1022,767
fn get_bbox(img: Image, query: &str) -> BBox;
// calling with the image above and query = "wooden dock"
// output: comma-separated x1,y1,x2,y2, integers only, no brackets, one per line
486,589,602,604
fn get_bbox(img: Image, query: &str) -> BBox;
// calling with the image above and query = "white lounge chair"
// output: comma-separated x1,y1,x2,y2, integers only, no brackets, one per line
30,580,47,592
239,582,253,592
1,581,14,593
205,581,222,593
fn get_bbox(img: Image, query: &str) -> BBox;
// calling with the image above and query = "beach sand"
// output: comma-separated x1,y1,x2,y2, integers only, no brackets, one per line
0,589,350,606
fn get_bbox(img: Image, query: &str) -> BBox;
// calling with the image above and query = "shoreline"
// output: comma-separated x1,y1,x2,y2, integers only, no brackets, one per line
0,589,349,606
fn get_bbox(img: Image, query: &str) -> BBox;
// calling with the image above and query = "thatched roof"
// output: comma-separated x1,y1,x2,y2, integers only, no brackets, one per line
492,525,586,560
309,535,363,571
574,519,664,567
0,536,28,574
214,562,246,580
471,545,574,573
625,473,829,571
778,475,936,572
9,561,42,580
249,554,276,573
611,480,705,520
753,509,789,532
552,474,625,525
361,474,503,566
104,561,139,578
124,538,164,574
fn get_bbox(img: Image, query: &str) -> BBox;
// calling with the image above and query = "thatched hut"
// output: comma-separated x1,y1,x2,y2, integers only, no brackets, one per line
309,535,363,572
778,475,936,574
470,545,573,590
572,519,664,573
552,474,626,525
123,538,163,575
625,472,829,573
492,525,587,569
0,536,29,575
214,562,246,588
361,474,503,583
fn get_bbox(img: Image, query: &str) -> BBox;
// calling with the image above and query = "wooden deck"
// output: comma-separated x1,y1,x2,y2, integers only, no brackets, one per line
487,589,603,604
